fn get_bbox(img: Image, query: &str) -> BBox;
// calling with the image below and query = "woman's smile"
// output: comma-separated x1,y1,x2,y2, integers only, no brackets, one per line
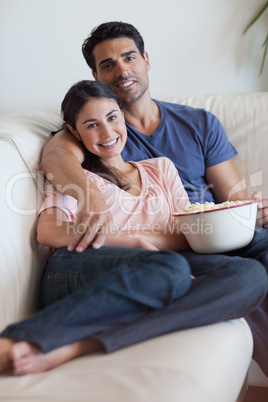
99,137,119,148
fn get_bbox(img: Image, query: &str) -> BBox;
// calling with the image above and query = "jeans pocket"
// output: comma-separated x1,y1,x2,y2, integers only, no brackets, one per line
40,270,79,308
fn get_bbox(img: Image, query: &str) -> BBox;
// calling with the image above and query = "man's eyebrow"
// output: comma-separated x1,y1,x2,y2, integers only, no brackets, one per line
98,50,138,67
82,110,117,125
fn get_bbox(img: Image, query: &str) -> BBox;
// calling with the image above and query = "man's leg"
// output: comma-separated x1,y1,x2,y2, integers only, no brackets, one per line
227,228,268,376
95,254,267,352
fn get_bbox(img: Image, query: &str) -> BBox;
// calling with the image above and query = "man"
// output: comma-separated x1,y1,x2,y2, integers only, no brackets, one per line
40,22,268,375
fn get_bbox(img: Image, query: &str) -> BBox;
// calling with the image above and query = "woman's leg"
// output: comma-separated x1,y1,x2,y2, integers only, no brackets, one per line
39,246,191,308
1,247,191,353
1,249,266,375
0,337,103,375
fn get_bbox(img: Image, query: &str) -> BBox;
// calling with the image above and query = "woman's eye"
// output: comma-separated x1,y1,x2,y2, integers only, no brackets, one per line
108,115,116,122
87,123,97,129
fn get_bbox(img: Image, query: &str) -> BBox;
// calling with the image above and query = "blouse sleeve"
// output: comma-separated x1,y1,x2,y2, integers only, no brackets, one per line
38,180,77,222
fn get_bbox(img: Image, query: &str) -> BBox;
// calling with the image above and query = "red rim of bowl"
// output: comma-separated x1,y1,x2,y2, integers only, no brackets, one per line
173,200,259,217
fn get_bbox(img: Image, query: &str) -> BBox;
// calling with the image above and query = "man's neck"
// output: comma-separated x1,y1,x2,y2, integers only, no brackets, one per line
123,92,161,136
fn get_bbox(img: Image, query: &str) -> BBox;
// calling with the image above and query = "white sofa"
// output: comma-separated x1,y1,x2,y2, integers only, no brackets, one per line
0,92,267,401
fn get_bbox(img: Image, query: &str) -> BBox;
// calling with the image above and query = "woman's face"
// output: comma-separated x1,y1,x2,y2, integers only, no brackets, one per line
73,98,127,160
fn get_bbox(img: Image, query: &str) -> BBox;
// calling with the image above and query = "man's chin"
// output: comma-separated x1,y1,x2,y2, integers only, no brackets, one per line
116,92,143,105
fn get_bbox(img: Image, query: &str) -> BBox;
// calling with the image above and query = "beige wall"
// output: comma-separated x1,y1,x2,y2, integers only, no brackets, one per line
0,0,267,113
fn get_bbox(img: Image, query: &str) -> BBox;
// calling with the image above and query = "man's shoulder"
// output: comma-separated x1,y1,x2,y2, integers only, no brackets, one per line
154,99,221,131
154,98,213,118
154,98,198,111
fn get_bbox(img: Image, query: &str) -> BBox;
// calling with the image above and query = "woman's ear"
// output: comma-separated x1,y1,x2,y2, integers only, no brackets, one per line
66,124,81,142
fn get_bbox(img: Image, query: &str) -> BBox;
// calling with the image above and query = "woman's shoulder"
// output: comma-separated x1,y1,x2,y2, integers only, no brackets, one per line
138,157,175,172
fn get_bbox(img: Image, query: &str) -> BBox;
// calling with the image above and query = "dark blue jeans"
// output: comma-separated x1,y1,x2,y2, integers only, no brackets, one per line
1,245,267,355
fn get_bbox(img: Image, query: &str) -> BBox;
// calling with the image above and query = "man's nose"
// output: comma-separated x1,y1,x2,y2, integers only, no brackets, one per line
115,61,129,78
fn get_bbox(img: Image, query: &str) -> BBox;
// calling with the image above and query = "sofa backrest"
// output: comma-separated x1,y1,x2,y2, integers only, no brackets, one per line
0,110,61,330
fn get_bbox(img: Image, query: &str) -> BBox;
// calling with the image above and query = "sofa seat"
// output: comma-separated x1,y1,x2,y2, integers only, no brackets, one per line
0,321,252,402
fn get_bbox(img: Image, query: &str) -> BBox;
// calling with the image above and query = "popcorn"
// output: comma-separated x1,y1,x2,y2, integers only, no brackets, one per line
180,200,253,214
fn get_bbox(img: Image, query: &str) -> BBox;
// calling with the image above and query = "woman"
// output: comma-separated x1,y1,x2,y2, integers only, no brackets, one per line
0,81,266,376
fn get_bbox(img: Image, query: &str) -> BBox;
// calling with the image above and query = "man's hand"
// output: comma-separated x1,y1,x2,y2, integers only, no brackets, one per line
251,192,268,228
68,189,113,252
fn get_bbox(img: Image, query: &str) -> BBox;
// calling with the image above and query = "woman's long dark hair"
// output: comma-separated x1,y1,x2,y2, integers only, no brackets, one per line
61,80,130,190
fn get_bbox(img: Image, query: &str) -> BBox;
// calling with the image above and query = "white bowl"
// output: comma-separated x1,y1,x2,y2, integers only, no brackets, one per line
173,200,258,254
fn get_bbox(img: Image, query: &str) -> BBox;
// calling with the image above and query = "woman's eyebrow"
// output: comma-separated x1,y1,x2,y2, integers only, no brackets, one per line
82,118,97,125
82,110,117,125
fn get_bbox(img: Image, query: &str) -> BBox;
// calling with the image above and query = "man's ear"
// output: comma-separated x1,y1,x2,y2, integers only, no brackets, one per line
143,51,151,72
92,70,97,81
66,124,81,142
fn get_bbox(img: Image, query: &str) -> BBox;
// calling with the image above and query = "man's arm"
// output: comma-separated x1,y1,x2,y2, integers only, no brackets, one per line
206,160,248,203
206,159,268,227
40,129,112,251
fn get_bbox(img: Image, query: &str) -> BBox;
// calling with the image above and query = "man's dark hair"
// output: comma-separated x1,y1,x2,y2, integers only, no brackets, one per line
82,21,145,73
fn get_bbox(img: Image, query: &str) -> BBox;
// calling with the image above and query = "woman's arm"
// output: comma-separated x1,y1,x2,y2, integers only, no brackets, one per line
37,209,74,248
37,209,189,252
105,231,190,252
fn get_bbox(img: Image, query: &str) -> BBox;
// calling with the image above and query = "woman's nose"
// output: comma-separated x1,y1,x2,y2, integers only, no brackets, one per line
100,123,113,138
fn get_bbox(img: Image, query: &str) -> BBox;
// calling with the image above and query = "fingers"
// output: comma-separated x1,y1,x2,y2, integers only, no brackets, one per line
256,208,268,228
251,192,263,209
91,221,110,250
68,212,112,252
253,194,268,228
251,192,262,200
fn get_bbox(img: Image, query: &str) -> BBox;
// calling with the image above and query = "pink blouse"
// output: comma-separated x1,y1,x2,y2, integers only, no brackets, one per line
39,157,189,234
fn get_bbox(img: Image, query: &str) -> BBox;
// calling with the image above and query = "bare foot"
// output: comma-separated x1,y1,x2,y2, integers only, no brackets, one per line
10,338,103,376
0,338,14,372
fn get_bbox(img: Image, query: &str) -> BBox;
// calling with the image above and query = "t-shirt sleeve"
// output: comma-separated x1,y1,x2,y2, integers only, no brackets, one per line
204,112,237,168
38,180,77,222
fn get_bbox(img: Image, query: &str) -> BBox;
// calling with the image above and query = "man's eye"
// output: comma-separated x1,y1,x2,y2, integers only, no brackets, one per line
102,63,112,70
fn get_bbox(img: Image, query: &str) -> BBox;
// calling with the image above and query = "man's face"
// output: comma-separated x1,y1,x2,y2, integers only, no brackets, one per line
92,38,150,105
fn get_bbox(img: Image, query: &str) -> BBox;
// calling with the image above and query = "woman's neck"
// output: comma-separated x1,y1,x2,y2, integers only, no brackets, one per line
103,156,142,195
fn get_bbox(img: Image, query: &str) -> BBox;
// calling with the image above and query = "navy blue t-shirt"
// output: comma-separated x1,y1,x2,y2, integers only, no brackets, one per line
122,99,237,203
